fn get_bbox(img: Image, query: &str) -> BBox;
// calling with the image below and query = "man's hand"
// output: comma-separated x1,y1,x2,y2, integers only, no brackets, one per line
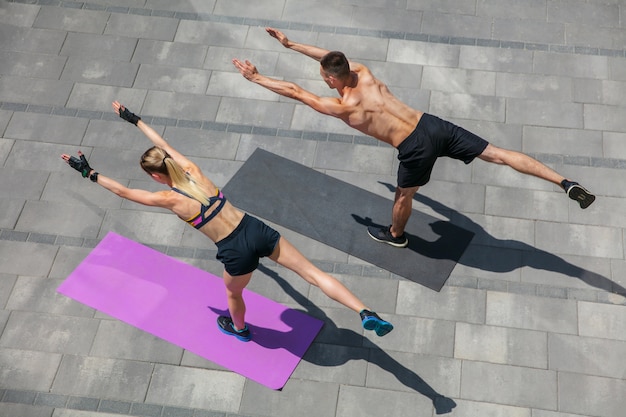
232,59,259,81
266,27,290,47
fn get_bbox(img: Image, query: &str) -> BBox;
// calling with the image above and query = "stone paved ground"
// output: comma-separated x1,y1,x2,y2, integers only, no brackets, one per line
1,0,626,416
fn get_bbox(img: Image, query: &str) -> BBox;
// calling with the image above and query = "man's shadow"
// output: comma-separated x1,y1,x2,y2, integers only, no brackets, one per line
250,264,457,415
375,181,625,295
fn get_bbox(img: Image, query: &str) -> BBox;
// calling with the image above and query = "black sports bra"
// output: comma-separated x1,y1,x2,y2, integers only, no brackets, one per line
171,187,227,229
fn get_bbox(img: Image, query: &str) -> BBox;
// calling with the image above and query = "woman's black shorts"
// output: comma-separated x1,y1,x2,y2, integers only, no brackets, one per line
396,113,489,188
215,214,280,276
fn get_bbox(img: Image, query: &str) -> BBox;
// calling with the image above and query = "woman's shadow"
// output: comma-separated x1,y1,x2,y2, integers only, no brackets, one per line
249,263,457,415
375,182,626,295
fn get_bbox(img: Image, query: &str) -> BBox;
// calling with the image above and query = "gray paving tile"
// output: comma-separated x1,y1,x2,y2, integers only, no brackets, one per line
33,6,109,34
60,32,138,61
15,200,102,238
578,301,626,341
5,112,88,145
0,24,66,54
444,399,530,417
0,2,39,27
422,67,496,96
142,91,220,120
174,20,248,47
0,403,53,417
60,57,139,87
0,347,62,391
291,343,368,385
455,322,547,368
0,311,98,354
7,276,94,317
104,13,178,41
314,141,395,175
52,355,153,401
365,348,461,400
461,361,557,409
90,320,183,364
459,45,534,73
388,39,460,67
0,198,25,229
486,292,578,333
396,282,486,324
134,65,212,94
0,50,66,79
240,378,339,417
0,1,625,416
336,385,432,417
535,221,623,258
0,241,58,276
558,372,626,417
0,76,73,106
145,364,244,411
549,333,626,378
132,39,208,69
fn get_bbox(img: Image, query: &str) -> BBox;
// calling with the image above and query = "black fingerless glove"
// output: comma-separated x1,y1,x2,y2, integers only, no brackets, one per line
68,154,93,178
119,106,141,125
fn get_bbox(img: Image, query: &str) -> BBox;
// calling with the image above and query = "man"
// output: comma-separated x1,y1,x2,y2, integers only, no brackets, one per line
233,28,595,248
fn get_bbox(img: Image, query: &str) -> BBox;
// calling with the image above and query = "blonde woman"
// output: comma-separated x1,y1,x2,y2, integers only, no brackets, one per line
61,101,393,342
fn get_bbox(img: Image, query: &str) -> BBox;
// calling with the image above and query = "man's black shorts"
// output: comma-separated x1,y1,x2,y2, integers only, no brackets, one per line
215,214,280,276
396,113,489,188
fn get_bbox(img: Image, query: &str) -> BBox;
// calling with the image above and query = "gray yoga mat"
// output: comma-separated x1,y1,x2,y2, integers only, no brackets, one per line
222,149,474,291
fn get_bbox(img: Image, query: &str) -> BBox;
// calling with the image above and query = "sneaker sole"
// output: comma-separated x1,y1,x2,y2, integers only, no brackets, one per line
366,229,409,248
568,185,596,209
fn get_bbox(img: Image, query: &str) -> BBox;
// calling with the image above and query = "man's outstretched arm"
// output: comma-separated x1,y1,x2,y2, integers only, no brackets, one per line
232,58,343,117
266,27,330,61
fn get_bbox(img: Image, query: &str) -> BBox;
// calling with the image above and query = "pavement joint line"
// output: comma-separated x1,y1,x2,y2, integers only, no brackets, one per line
6,0,626,58
0,388,244,417
2,227,624,305
2,100,623,170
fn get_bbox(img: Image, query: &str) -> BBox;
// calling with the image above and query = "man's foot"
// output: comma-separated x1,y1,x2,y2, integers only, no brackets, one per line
360,309,394,336
561,180,595,209
367,225,408,248
217,316,251,342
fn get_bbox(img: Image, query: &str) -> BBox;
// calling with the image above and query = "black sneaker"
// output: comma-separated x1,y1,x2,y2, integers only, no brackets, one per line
561,180,595,209
360,309,394,336
367,225,408,248
217,316,251,342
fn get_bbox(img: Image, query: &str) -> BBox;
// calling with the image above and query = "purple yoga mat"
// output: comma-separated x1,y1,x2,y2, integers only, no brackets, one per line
57,232,324,389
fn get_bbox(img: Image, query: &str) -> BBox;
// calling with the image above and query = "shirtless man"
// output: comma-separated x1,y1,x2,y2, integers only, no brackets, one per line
233,27,595,248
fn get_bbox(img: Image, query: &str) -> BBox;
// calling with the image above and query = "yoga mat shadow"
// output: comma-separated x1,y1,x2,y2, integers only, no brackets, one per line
57,232,323,390
223,149,475,291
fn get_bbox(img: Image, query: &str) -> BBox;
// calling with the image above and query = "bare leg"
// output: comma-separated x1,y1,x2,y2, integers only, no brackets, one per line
222,270,253,330
478,144,565,186
390,185,420,237
269,237,366,312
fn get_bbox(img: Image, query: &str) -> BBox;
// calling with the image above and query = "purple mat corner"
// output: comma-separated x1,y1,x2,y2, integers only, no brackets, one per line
57,232,324,390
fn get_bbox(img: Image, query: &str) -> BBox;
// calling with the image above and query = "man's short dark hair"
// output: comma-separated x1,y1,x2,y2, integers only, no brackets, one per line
320,51,350,79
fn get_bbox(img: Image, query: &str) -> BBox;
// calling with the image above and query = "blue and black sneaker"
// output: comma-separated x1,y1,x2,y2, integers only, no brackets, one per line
360,309,394,336
217,316,251,342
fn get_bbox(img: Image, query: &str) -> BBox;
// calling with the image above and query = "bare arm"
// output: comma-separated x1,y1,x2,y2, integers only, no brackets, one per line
60,151,172,207
112,101,198,174
232,59,345,118
266,27,330,61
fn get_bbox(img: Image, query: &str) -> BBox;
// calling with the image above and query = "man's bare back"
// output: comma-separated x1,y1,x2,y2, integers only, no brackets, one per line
339,63,423,147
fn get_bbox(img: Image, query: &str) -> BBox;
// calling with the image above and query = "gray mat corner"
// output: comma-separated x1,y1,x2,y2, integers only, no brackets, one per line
222,149,474,291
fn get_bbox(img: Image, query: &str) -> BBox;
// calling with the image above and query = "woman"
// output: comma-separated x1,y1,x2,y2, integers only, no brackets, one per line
61,101,393,342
